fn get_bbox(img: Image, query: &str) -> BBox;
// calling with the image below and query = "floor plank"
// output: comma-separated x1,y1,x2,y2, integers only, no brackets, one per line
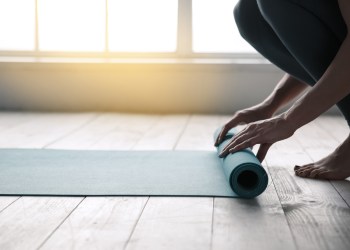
176,115,221,151
133,115,190,150
41,114,183,249
48,113,159,150
126,197,213,250
266,118,350,250
314,116,350,206
125,115,219,250
40,197,148,250
0,112,36,131
0,197,83,250
212,184,296,250
211,116,296,250
0,113,349,250
0,112,95,249
0,112,96,148
0,197,19,213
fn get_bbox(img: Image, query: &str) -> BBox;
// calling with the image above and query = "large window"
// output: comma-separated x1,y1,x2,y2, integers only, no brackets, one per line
0,0,256,56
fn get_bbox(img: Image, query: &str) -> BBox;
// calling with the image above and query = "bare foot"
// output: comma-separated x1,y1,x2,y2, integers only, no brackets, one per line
294,134,350,180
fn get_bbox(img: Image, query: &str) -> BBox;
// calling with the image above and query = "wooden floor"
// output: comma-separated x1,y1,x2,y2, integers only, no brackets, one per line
0,112,349,250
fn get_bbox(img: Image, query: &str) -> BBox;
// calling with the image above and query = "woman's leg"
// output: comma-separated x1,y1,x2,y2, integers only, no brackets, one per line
254,0,350,179
233,0,315,85
255,0,350,124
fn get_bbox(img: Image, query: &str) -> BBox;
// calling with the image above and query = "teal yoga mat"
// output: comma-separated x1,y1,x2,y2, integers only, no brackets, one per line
0,129,268,198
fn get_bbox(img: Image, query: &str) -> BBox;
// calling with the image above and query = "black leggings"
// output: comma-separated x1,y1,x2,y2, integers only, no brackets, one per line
234,0,349,124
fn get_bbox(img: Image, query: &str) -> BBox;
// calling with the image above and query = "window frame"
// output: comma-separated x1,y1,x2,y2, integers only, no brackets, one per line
0,0,263,60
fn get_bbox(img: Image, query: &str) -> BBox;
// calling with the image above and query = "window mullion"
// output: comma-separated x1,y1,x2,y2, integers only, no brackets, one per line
35,0,39,53
105,0,109,54
177,0,192,57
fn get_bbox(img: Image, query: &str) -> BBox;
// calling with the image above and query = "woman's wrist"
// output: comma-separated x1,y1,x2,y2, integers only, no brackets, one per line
257,100,280,118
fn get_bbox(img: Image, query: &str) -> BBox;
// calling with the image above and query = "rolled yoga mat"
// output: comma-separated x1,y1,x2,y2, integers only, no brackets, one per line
213,128,268,198
0,128,268,198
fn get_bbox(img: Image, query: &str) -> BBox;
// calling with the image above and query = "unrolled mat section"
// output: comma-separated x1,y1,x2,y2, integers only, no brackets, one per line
0,128,268,198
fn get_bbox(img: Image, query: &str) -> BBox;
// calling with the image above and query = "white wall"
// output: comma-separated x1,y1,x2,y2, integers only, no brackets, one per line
0,59,340,115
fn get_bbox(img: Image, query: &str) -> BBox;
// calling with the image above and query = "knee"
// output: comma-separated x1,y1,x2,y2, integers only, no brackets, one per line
256,0,285,23
233,0,261,44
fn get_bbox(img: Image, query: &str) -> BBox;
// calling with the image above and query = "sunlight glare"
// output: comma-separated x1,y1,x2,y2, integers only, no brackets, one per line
38,0,105,51
108,0,178,52
0,0,35,50
192,0,256,53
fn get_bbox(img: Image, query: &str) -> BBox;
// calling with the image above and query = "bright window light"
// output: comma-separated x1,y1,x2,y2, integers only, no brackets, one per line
192,0,256,53
0,0,35,50
38,0,105,51
108,0,178,52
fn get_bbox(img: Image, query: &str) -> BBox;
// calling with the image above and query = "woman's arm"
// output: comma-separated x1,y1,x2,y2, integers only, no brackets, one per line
285,36,350,129
262,74,309,116
215,73,308,146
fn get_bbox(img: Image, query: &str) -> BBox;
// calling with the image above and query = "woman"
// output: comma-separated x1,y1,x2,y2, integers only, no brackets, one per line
215,0,350,180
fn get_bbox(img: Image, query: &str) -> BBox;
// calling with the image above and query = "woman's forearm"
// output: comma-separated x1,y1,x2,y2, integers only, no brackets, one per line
260,73,309,116
285,35,350,129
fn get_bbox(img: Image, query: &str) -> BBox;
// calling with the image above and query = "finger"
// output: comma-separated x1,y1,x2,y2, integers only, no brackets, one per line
231,136,260,153
215,115,244,146
214,126,233,147
256,143,272,162
221,131,250,154
221,137,258,158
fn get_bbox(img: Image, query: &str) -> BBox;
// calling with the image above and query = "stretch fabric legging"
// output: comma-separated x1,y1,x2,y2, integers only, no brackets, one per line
234,0,349,124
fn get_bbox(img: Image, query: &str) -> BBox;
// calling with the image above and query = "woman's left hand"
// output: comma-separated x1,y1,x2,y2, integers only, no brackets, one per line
219,113,296,162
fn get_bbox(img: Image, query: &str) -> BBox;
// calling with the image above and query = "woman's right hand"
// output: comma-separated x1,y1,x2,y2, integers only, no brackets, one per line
214,104,274,146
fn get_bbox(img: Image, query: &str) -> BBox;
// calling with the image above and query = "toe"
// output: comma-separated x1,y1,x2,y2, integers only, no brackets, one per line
296,166,314,177
294,163,313,172
309,167,323,178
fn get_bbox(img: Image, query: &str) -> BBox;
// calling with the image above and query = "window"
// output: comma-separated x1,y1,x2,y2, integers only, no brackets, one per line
0,0,35,50
0,0,257,57
192,0,255,53
38,0,106,51
108,0,178,52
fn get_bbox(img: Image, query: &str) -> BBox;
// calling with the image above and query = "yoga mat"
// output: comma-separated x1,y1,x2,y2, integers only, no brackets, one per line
0,129,268,198
214,128,268,198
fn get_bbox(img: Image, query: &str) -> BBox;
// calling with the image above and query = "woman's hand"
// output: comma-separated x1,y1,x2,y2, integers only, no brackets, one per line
214,104,274,147
218,114,296,162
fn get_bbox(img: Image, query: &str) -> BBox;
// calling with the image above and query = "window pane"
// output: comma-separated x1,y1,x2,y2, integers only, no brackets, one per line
108,0,178,52
38,0,105,51
0,0,35,50
192,0,256,53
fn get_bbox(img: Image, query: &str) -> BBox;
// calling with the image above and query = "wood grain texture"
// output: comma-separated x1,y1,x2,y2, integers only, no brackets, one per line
0,112,93,250
314,116,350,206
0,113,349,250
0,112,96,148
48,113,159,150
0,197,83,250
0,197,19,213
125,115,215,250
0,112,36,131
40,197,148,250
211,116,296,250
40,113,164,249
266,117,350,250
126,197,213,250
